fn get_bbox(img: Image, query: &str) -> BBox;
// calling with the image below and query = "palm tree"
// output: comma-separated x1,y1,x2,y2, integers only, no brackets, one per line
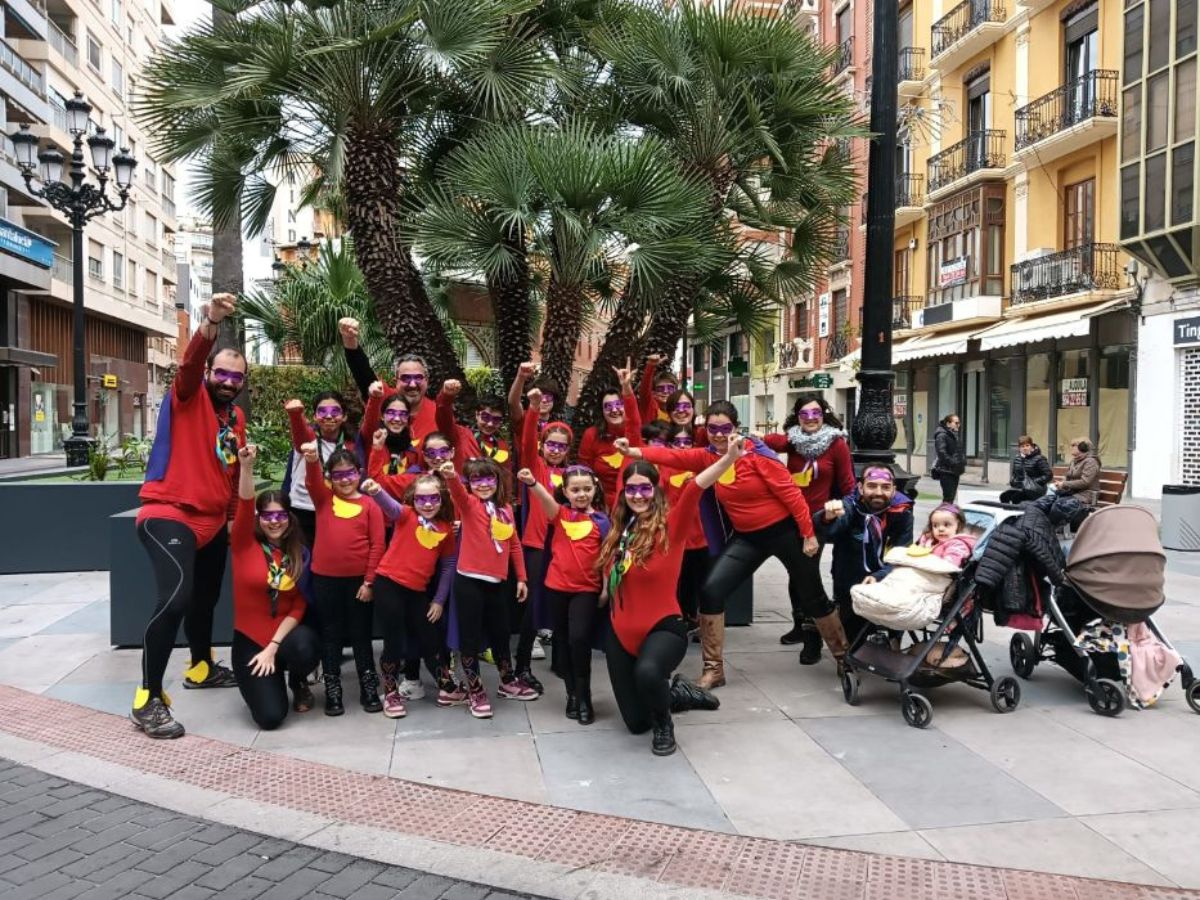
576,0,861,413
136,0,543,392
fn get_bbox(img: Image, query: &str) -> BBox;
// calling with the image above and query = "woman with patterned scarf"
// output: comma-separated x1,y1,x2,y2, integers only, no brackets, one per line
763,394,856,664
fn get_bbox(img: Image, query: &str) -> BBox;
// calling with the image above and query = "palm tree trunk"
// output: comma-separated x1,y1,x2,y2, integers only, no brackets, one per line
343,123,466,390
538,277,585,406
573,286,647,447
488,228,531,388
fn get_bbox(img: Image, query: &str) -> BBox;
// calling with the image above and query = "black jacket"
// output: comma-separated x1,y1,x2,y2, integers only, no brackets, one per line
974,505,1065,622
1008,447,1052,491
933,425,965,476
814,490,915,602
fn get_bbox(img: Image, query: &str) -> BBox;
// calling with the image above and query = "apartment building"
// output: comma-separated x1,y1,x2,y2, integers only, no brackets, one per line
0,0,179,457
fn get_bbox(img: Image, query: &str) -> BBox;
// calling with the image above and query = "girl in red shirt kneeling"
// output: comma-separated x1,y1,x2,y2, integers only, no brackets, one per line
596,439,742,756
517,465,609,725
231,445,320,730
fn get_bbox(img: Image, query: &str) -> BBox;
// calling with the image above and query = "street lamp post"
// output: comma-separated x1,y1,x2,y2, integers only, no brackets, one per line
10,92,137,466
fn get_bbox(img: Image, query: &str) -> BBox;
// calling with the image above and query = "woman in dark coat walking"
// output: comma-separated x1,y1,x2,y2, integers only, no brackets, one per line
999,434,1052,504
932,414,965,503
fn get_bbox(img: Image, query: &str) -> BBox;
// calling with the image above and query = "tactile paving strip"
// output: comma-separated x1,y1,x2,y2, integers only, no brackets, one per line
0,684,1188,900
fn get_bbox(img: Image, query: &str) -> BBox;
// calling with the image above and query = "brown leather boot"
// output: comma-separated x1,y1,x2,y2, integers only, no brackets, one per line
696,613,726,690
813,612,850,676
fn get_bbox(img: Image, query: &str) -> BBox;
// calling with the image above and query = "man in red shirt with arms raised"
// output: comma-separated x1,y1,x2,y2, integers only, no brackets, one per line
337,317,438,444
131,292,247,739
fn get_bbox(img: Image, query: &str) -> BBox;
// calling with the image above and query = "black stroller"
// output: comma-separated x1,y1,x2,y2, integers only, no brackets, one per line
1007,505,1198,716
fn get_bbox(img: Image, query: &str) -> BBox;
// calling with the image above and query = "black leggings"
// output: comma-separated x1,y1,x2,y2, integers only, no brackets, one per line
938,473,960,503
138,519,229,698
545,588,598,694
514,547,546,671
606,616,688,734
676,548,709,621
454,573,514,688
312,574,375,680
292,507,317,548
374,576,454,691
701,518,833,620
231,627,320,730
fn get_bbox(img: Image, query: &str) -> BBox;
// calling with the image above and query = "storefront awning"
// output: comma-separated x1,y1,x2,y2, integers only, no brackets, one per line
893,330,973,363
975,308,1097,350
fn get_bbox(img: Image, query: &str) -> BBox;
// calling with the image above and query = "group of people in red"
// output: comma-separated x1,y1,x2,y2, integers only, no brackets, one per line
131,292,876,757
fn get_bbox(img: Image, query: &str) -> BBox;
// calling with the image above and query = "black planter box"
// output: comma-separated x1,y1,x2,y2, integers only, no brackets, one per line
0,481,144,574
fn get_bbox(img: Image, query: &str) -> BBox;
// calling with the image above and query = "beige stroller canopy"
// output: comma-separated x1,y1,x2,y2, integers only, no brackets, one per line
1065,505,1166,623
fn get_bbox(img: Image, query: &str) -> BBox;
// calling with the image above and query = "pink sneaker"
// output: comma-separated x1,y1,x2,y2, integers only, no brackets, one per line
498,678,538,701
382,690,407,719
437,683,468,707
468,687,493,719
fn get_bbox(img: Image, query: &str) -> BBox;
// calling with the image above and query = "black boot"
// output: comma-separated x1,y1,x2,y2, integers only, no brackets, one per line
651,713,676,756
576,675,594,725
565,692,579,720
359,670,383,713
779,625,804,645
323,673,344,717
798,625,823,666
669,673,720,713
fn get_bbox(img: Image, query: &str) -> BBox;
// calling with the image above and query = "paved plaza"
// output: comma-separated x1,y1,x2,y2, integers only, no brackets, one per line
1,487,1198,897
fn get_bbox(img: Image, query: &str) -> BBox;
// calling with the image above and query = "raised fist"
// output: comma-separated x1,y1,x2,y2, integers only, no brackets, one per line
518,361,536,379
442,379,462,398
526,387,542,406
284,398,304,413
516,468,536,486
206,293,236,323
614,437,631,455
338,317,361,348
824,499,845,521
238,443,257,462
360,479,381,496
300,441,318,462
368,380,384,399
372,428,387,450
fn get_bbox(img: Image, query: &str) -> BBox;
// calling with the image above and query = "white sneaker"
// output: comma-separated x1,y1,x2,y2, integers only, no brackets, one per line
531,637,546,661
397,678,425,700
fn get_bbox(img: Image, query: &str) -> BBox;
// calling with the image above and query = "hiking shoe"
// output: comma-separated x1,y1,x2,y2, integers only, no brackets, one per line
530,637,546,660
131,696,185,740
468,687,493,719
382,691,407,719
397,678,425,700
515,669,544,695
498,678,538,701
437,683,469,707
182,659,237,689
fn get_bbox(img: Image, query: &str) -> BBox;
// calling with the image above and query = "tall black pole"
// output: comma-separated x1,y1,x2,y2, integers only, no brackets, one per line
851,0,915,491
66,216,88,466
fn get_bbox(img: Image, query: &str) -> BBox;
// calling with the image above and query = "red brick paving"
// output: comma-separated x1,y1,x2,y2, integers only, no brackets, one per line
0,684,1194,900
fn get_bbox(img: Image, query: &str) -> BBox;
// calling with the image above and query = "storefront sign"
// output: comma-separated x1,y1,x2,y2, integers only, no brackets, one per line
1174,315,1200,347
818,293,830,338
1060,377,1088,407
0,219,55,269
102,374,118,389
893,393,907,417
787,374,834,389
939,257,968,288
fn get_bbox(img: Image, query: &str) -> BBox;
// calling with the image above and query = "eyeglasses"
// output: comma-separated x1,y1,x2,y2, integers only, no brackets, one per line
424,447,452,461
414,493,441,506
798,409,824,421
329,469,360,483
603,400,625,414
648,438,666,447
542,439,568,454
654,383,676,396
210,368,245,386
477,412,504,426
706,423,735,436
671,437,694,448
623,483,655,499
539,393,556,405
672,402,694,414
398,374,426,386
468,476,498,489
258,510,289,524
383,409,409,423
315,405,344,420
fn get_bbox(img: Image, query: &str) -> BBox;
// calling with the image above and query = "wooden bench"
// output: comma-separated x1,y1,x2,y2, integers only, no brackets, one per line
1051,465,1128,507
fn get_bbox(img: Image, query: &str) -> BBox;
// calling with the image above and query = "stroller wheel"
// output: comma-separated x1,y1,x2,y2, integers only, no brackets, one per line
901,692,933,729
1009,633,1036,680
841,670,861,707
990,676,1022,713
1086,678,1125,717
1186,680,1200,715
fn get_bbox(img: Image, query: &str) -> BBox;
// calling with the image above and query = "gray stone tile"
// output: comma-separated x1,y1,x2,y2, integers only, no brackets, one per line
44,681,142,718
800,714,1066,830
389,735,547,805
0,633,112,691
0,602,88,639
535,727,733,832
39,600,112,635
1081,808,1200,888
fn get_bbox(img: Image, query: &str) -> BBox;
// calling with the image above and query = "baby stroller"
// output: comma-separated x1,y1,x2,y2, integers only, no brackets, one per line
1007,505,1199,716
841,521,1022,728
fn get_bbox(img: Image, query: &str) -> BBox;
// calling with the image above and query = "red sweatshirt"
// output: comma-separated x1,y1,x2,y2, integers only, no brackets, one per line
305,460,386,582
139,330,245,547
367,446,419,500
607,478,701,655
436,392,513,469
374,506,456,592
520,410,564,550
637,359,672,424
446,475,527,582
762,432,856,514
577,387,642,505
545,506,605,593
230,497,307,648
638,446,815,539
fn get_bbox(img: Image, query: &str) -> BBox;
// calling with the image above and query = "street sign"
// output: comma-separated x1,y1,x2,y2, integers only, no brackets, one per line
102,374,118,389
787,373,834,389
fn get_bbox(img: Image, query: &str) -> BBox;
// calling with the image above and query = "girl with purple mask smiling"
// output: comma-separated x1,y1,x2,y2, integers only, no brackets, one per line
578,359,643,509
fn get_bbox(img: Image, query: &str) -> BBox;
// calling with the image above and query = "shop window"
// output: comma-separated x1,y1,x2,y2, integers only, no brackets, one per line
937,364,956,423
1056,349,1091,464
1099,345,1131,468
913,366,930,455
989,358,1014,460
893,369,910,452
926,184,1005,304
1026,353,1052,454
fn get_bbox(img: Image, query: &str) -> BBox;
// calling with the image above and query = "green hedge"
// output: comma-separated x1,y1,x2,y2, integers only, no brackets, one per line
246,365,361,478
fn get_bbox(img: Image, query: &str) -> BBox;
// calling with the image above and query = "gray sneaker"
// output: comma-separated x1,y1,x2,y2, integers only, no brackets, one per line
183,659,238,689
130,697,185,739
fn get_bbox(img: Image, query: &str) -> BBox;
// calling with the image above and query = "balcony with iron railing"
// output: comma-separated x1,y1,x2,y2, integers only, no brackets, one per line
898,47,925,91
862,173,926,227
824,332,849,363
931,0,1007,70
1014,69,1118,164
892,295,925,330
927,129,1006,197
1009,243,1122,307
0,36,46,99
47,20,77,67
833,36,854,77
832,227,851,264
775,339,813,372
51,253,72,283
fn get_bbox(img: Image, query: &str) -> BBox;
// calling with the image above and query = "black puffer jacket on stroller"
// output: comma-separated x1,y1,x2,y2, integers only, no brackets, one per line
974,505,1066,624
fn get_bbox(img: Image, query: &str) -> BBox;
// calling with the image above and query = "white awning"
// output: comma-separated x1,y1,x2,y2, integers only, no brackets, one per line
976,308,1095,350
893,331,972,363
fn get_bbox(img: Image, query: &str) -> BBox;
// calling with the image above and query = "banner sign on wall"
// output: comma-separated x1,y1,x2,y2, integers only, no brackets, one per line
939,257,968,288
818,293,830,338
1060,377,1088,407
1174,315,1200,347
